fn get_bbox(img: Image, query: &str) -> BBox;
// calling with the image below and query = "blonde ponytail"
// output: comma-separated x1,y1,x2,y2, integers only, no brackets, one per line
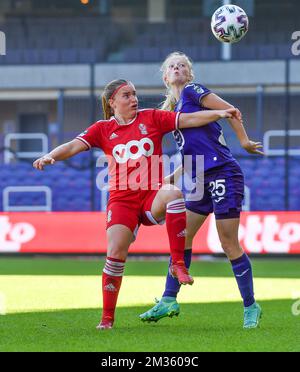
161,91,177,112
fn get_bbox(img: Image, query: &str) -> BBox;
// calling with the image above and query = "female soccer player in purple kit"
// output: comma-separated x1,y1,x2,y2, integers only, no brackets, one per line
140,52,264,329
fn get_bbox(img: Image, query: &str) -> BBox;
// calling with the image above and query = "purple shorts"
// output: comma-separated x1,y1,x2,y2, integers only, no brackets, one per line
185,161,244,219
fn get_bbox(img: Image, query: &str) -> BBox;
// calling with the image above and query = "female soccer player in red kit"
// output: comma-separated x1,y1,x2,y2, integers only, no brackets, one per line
33,79,241,330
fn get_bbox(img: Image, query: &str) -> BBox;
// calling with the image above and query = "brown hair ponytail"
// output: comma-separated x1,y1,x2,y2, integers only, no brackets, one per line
101,79,129,120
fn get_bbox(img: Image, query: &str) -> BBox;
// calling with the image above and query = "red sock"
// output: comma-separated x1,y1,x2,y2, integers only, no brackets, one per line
166,198,186,264
102,257,125,321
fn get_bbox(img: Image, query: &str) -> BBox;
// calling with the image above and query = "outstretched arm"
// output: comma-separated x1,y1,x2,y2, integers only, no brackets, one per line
201,93,264,155
33,139,87,170
178,107,241,129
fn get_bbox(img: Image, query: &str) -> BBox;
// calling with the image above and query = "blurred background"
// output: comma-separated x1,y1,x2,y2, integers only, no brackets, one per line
0,0,299,254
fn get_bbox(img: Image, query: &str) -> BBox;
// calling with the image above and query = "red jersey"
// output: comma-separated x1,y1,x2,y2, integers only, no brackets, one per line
76,109,180,201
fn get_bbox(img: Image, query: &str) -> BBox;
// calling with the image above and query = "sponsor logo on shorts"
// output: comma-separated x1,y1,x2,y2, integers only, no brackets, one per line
107,210,112,223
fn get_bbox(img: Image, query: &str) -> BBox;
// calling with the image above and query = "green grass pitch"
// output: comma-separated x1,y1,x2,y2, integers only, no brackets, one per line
0,257,300,352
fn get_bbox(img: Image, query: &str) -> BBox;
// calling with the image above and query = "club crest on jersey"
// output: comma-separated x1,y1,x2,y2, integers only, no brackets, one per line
139,124,148,135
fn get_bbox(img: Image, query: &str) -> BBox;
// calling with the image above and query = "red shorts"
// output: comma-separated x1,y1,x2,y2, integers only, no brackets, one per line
106,190,164,239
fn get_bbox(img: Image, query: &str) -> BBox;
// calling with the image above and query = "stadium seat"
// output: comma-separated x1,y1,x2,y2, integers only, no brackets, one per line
60,49,78,63
23,49,40,64
40,49,60,64
257,44,276,59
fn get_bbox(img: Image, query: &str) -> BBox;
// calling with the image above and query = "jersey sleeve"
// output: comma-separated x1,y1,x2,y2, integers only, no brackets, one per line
152,109,181,136
184,83,211,106
76,122,103,150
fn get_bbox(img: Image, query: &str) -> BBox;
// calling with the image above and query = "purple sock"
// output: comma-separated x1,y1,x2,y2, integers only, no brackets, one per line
163,249,192,298
231,253,255,308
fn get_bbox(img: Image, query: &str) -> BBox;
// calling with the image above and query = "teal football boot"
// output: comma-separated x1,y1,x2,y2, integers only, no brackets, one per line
243,302,262,329
139,297,180,323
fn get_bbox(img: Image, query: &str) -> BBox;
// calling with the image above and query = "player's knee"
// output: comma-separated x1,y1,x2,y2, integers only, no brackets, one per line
220,239,241,258
164,185,183,203
107,244,127,261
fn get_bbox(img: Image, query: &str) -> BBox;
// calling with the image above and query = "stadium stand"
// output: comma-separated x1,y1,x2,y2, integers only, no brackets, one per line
0,0,299,213
1,149,299,212
0,15,298,64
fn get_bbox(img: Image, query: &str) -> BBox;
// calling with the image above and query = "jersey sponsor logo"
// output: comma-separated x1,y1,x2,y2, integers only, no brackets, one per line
139,124,148,135
112,138,154,164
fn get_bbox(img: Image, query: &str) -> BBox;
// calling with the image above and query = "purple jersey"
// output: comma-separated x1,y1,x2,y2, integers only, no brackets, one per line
174,83,236,176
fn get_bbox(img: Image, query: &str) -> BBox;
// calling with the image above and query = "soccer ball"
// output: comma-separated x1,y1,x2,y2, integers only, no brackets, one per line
211,4,249,44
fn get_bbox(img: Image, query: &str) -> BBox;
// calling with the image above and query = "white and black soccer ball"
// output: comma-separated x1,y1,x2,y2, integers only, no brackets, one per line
211,4,249,44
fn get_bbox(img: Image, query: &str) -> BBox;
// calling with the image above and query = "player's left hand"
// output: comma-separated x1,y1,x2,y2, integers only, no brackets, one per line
242,140,264,155
220,108,243,122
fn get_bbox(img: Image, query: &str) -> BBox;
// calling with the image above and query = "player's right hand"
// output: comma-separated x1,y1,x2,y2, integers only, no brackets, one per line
33,156,55,171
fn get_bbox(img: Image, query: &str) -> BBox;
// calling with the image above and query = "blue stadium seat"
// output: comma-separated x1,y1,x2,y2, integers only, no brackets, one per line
276,44,290,59
60,49,78,63
23,49,40,64
257,44,276,59
142,47,160,62
78,48,97,63
40,49,59,64
233,45,257,60
123,47,141,62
